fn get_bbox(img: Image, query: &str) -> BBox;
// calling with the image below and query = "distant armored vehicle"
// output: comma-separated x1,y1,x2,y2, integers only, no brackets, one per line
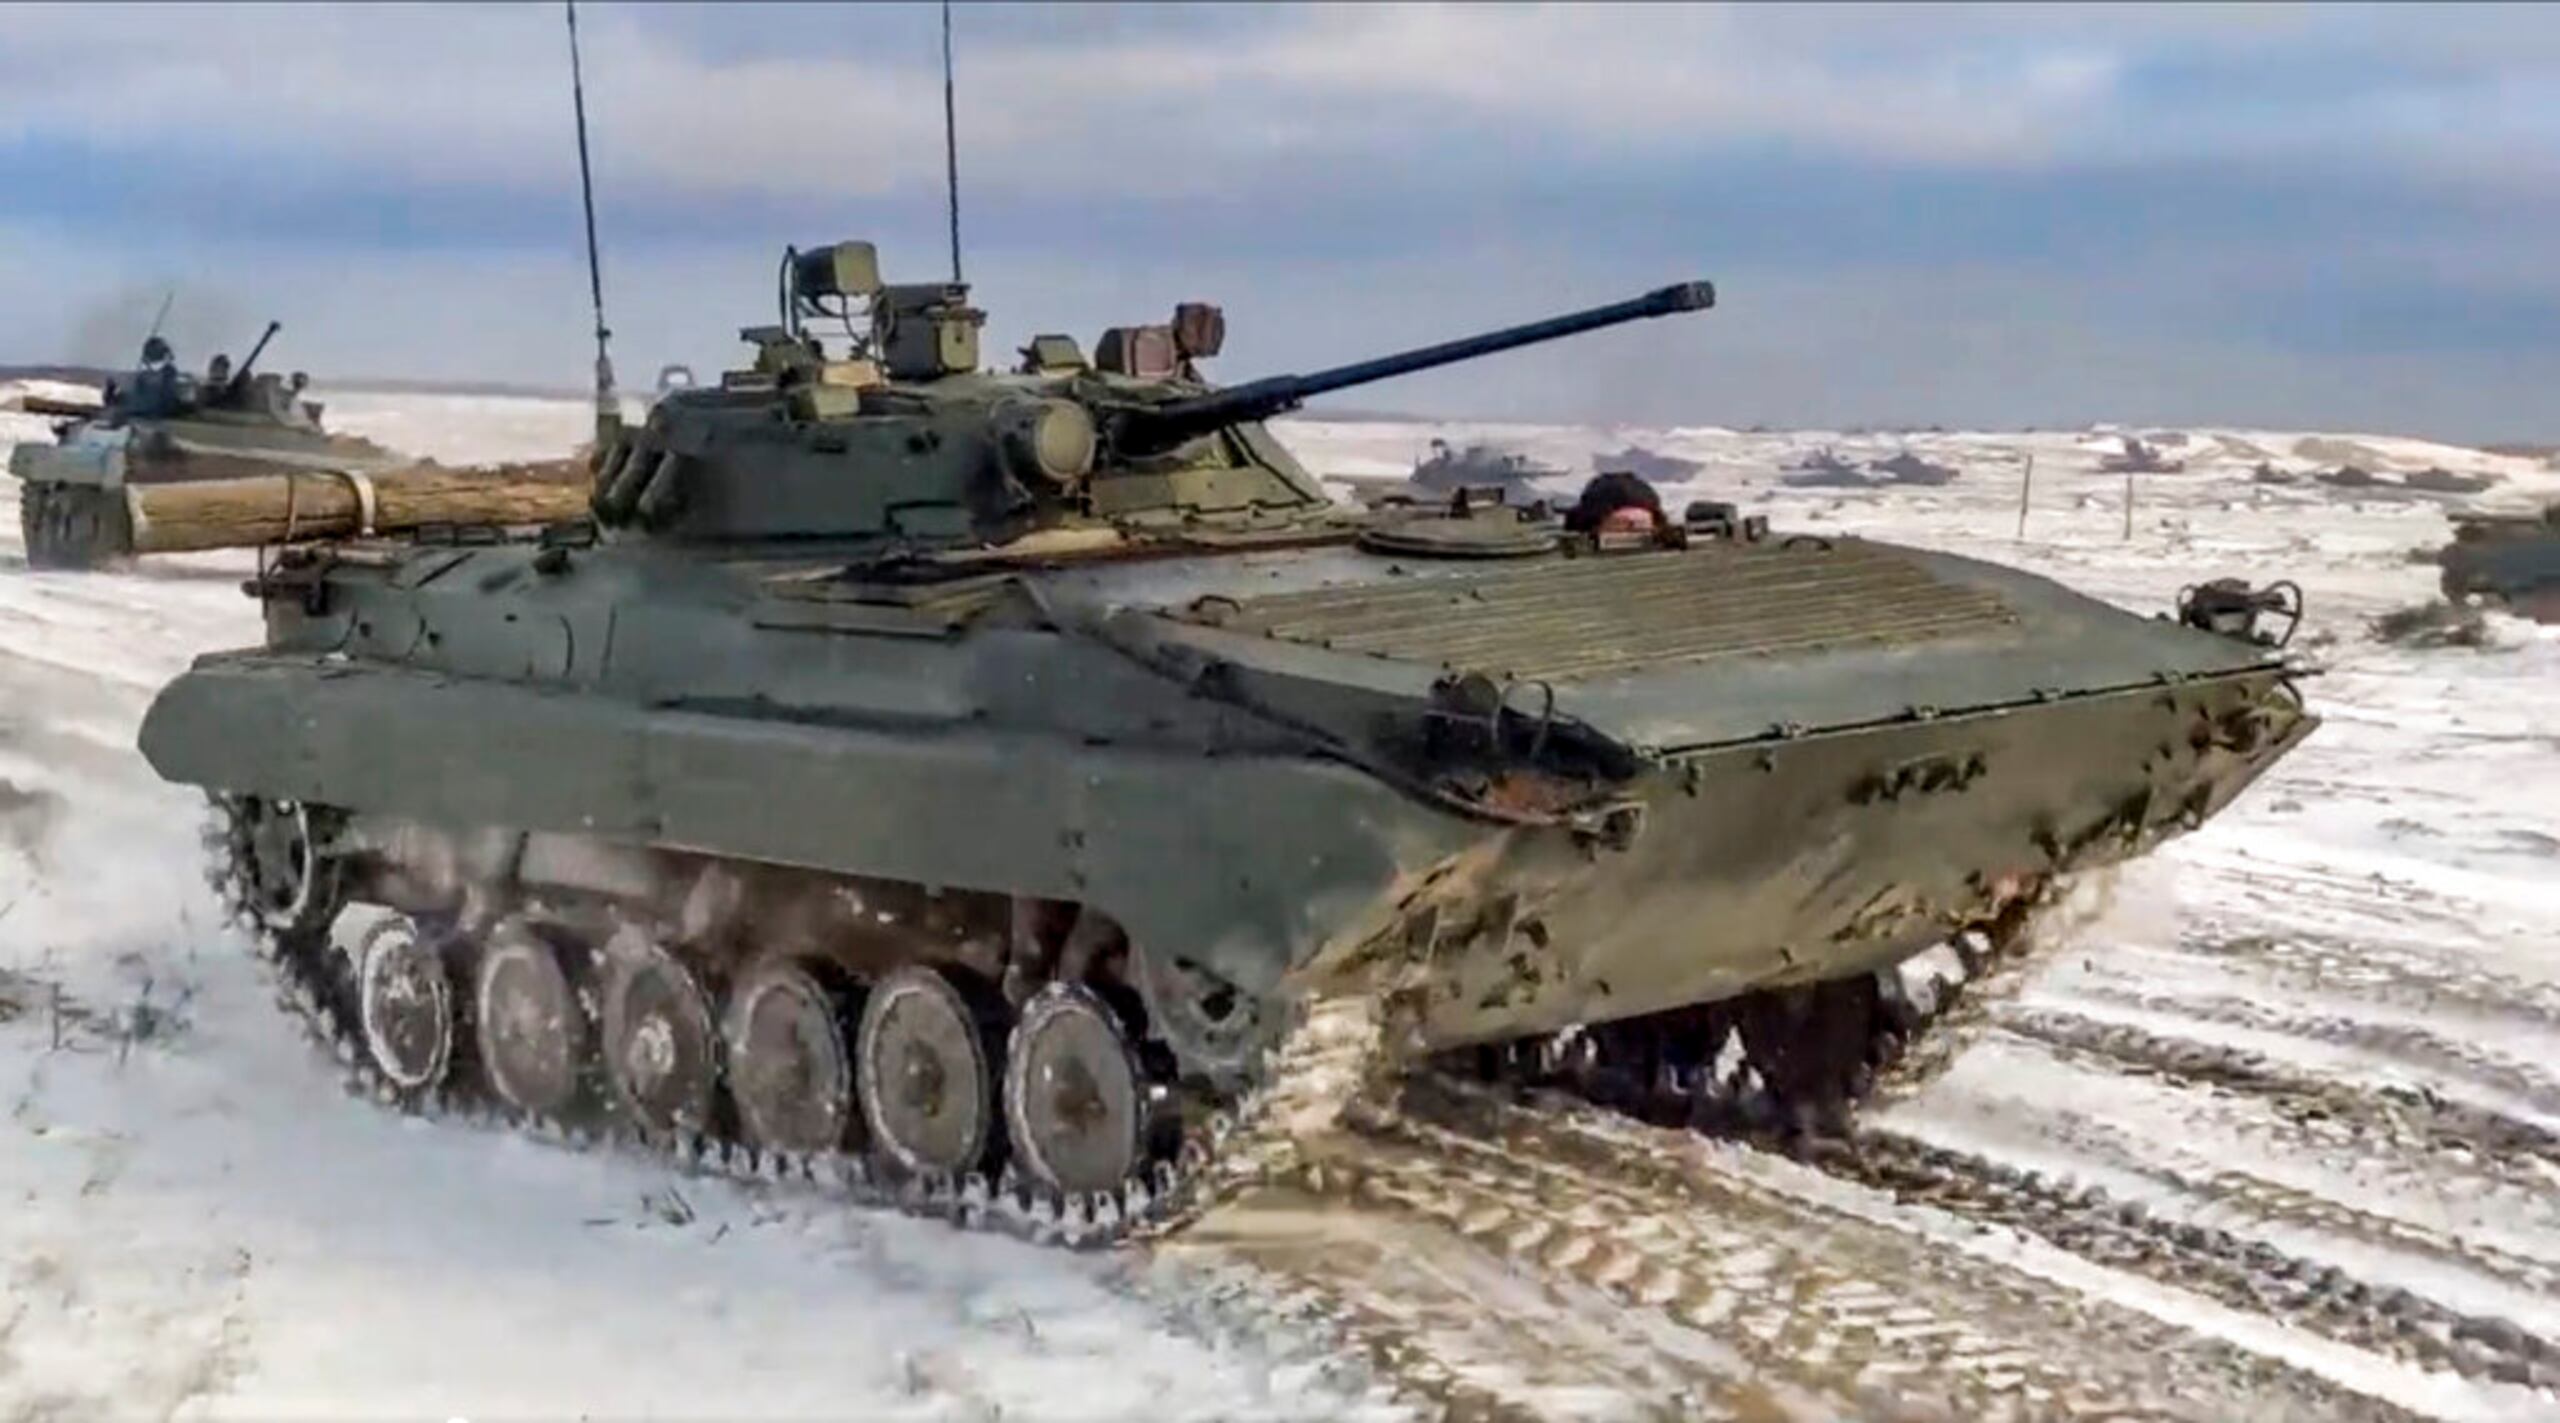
1781,445,1870,488
1595,444,1703,484
138,242,2314,1247
1409,437,1565,494
2403,466,2498,496
2098,436,2186,475
2437,503,2560,621
1868,450,1961,486
11,322,403,569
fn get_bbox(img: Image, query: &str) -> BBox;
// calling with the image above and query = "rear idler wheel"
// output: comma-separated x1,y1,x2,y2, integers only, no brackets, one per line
357,915,458,1098
724,960,856,1155
1003,984,1145,1195
476,919,591,1120
598,928,720,1137
856,965,998,1179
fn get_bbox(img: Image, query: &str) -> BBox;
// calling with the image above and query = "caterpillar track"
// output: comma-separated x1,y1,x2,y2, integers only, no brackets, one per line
205,792,1392,1253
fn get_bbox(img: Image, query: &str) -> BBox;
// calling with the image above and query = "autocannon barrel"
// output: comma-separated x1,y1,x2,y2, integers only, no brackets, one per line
227,321,283,396
1113,280,1714,454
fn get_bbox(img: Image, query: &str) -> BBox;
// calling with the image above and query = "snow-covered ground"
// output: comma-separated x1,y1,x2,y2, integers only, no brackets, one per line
5,387,2558,1418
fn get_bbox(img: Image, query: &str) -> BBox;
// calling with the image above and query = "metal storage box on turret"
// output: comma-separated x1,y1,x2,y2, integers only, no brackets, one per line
136,241,2317,1244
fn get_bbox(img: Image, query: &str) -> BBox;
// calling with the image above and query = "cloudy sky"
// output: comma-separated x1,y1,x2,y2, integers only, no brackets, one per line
4,2,2556,437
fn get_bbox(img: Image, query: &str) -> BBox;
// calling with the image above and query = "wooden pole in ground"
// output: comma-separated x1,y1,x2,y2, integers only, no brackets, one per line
125,458,592,555
2015,451,2034,540
2122,467,2135,542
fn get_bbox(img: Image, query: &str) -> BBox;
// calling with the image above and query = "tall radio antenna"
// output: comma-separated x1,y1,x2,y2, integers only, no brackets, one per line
942,0,963,284
144,289,176,344
565,0,618,436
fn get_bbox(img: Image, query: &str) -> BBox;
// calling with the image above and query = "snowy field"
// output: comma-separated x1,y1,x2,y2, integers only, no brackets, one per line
4,385,2558,1419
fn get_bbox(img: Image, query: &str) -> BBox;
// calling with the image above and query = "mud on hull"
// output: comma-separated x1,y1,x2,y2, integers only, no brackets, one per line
1387,667,2315,1049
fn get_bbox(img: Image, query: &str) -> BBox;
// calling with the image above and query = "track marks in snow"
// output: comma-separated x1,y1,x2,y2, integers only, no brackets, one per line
1898,1042,2560,1326
1369,1084,2395,1421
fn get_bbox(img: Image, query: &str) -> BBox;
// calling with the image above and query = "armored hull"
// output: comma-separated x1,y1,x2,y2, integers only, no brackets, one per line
140,519,2310,1145
129,246,2316,1243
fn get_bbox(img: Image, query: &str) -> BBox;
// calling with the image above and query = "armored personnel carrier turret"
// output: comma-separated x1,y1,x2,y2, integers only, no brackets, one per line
137,242,2316,1244
11,322,405,569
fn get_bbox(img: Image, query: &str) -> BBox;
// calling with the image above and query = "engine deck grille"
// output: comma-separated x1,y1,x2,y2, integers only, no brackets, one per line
1187,539,2017,682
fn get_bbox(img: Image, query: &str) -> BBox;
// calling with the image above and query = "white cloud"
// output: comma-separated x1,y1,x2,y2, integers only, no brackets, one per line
8,1,2546,208
7,3,2558,438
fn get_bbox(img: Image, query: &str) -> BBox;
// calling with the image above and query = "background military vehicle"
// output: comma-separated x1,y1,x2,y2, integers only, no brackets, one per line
1781,445,1869,487
136,240,2315,1247
2098,435,2187,475
12,321,407,569
1594,444,1703,484
1868,449,1962,486
2402,466,2499,496
1410,437,1565,493
2437,502,2560,621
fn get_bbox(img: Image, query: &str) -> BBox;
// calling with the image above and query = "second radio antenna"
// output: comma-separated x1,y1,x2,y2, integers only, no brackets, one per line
566,0,618,437
942,0,963,284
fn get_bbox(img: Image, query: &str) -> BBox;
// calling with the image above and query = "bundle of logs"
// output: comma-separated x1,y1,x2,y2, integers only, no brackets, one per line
122,459,592,555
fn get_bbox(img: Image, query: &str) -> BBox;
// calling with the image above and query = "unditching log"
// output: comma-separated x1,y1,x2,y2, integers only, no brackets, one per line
126,459,593,555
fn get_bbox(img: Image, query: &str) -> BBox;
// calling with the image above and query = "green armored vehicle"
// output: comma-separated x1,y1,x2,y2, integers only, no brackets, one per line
137,242,2315,1240
2438,502,2560,621
1410,437,1565,494
12,323,403,569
